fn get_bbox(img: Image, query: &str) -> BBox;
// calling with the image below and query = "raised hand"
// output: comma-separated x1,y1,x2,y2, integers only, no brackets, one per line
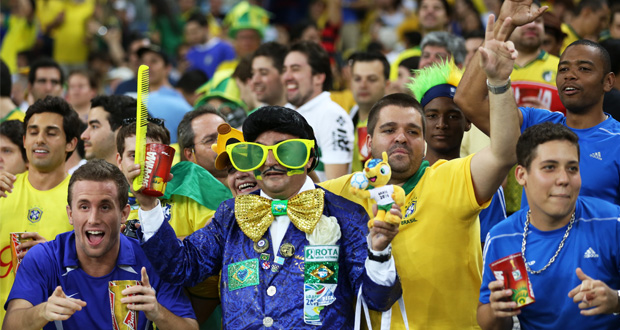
43,286,87,322
479,15,518,85
0,170,16,198
497,0,547,29
568,267,620,315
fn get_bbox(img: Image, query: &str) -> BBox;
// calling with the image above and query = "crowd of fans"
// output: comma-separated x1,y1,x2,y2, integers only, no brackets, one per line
1,0,620,329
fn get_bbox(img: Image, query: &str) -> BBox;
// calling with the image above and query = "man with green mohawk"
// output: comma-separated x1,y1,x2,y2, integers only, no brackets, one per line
409,60,507,247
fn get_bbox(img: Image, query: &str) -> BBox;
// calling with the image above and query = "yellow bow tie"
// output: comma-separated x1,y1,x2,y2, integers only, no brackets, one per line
235,189,325,242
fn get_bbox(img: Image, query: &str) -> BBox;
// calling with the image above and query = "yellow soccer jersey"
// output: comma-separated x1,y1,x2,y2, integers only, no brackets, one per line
128,194,215,237
36,0,95,64
321,154,488,329
0,109,25,123
560,23,580,55
511,50,565,114
0,172,73,326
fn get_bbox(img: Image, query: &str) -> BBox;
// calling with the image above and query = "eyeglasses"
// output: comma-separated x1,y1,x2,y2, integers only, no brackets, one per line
121,117,165,127
226,139,315,172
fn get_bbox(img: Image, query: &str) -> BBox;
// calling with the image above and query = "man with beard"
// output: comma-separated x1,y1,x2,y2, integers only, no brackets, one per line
456,0,620,207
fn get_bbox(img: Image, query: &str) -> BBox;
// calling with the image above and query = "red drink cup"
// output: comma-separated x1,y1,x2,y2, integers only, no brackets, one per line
490,252,535,308
142,143,175,197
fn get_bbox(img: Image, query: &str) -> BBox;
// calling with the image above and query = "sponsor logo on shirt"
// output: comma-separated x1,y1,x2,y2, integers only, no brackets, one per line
589,152,602,161
584,247,599,259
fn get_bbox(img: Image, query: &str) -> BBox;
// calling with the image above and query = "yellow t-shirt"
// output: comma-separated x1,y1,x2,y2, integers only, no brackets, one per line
0,15,37,73
560,23,580,55
511,50,564,114
36,0,95,64
0,172,73,326
321,154,488,329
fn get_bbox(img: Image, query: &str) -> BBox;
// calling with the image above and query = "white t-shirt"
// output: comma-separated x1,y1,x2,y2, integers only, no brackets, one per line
286,92,354,181
369,185,395,206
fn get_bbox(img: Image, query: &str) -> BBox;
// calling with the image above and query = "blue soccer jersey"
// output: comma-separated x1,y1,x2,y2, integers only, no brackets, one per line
6,232,195,330
480,197,620,330
520,107,620,206
480,187,507,245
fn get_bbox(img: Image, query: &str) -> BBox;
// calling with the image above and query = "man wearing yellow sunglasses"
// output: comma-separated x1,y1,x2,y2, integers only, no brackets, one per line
132,106,403,328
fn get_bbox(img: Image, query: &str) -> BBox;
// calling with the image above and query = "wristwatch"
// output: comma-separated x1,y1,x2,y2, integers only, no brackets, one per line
367,246,392,263
486,78,511,94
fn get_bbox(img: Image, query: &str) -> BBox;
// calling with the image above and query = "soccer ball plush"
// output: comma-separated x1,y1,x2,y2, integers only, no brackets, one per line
350,171,369,190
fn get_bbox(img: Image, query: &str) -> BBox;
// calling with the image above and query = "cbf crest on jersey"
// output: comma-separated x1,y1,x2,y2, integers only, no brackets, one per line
404,198,417,219
27,207,43,223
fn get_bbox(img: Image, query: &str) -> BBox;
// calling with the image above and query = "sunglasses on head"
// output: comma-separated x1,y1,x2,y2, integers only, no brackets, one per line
122,117,165,127
226,139,315,172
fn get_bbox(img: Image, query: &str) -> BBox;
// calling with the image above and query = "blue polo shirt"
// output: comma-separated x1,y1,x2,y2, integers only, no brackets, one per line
6,231,195,330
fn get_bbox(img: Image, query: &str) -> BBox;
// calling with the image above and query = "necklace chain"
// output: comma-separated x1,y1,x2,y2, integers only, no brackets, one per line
521,210,575,275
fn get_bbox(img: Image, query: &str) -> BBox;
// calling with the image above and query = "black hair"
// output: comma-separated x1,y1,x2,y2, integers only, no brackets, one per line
76,121,87,159
68,159,129,209
252,42,289,73
90,95,137,131
24,96,81,160
575,0,608,15
0,120,27,163
176,69,209,94
242,106,319,171
367,93,426,137
417,0,452,18
517,122,580,169
68,69,99,91
565,39,612,75
289,20,318,43
28,57,64,85
289,41,332,91
348,51,390,80
1,60,11,97
116,121,170,155
233,55,253,82
599,38,620,75
186,12,208,27
177,105,226,159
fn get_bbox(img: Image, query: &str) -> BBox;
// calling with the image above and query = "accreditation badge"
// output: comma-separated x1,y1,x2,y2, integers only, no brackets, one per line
303,245,339,325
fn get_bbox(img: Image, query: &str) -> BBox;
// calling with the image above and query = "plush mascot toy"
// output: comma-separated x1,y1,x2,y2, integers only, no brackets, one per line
349,151,405,228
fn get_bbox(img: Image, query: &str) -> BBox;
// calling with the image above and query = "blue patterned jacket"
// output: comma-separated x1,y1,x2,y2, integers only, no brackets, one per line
141,186,402,329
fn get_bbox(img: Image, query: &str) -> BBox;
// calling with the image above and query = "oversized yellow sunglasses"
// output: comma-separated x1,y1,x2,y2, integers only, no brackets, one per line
225,139,315,172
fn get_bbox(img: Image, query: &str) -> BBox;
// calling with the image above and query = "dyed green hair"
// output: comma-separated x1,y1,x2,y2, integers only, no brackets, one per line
407,60,463,104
